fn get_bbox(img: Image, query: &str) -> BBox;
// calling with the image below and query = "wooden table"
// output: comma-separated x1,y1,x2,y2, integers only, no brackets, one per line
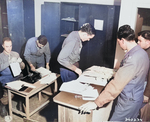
53,85,113,122
6,74,60,119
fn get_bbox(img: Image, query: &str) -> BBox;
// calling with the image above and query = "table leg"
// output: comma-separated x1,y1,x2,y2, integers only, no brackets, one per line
25,96,30,119
8,89,12,117
38,92,42,102
54,80,58,93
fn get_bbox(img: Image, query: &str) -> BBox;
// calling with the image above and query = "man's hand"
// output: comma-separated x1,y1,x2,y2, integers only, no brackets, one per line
30,64,35,71
9,57,18,63
143,95,149,103
46,63,50,70
17,57,22,63
78,102,97,114
75,68,82,76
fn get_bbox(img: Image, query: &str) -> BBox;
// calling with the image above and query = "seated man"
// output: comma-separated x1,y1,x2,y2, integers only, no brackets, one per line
24,35,51,71
0,37,25,117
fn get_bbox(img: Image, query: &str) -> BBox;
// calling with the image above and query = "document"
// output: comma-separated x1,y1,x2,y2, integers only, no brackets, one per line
59,80,99,100
40,73,57,84
9,62,21,77
6,80,36,91
36,67,51,77
77,75,107,86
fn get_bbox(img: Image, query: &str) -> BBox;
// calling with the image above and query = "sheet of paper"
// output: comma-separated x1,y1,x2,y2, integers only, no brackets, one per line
40,73,57,84
36,67,51,77
82,89,99,101
9,62,21,77
77,75,107,86
59,80,91,94
6,80,35,90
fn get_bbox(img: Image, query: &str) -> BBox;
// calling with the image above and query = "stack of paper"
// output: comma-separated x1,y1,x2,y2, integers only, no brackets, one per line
59,80,99,100
40,73,57,84
36,67,51,77
77,65,114,86
6,80,36,91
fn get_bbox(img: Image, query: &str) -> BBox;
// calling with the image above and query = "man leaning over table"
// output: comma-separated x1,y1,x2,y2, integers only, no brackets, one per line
57,23,96,82
79,25,149,121
24,35,51,71
0,37,25,117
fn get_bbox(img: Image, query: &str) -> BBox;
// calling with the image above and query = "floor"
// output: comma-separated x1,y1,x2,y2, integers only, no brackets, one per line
0,78,62,122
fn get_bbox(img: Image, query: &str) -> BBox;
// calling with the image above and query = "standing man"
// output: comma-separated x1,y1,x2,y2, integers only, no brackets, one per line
57,23,96,82
79,25,149,121
138,30,150,121
24,35,51,71
0,37,25,117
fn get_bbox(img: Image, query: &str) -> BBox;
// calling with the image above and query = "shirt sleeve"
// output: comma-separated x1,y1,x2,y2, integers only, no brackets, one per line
94,57,137,107
144,69,150,98
0,55,9,71
24,41,31,64
44,42,51,63
57,39,77,71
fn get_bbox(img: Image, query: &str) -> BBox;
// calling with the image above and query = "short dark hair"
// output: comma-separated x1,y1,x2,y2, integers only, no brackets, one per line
80,23,96,35
37,35,47,45
2,37,12,45
117,25,135,41
138,30,150,40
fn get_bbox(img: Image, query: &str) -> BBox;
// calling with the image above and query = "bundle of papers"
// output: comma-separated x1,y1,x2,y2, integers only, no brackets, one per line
77,66,114,86
59,80,99,100
6,80,36,91
36,67,51,77
40,73,57,84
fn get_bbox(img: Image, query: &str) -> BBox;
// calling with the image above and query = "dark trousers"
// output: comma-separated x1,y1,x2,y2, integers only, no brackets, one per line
60,68,78,82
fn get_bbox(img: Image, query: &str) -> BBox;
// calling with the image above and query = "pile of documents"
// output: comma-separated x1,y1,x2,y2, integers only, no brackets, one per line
59,80,99,100
59,66,114,100
77,66,114,86
36,67,57,84
6,80,36,91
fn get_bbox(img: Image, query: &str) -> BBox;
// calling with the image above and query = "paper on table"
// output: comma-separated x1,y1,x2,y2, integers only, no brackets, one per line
59,80,91,94
77,75,107,86
81,89,99,100
9,62,21,77
6,80,36,91
36,67,51,77
40,73,57,84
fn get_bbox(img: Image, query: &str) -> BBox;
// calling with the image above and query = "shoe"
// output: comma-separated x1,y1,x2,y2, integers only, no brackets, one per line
0,101,8,117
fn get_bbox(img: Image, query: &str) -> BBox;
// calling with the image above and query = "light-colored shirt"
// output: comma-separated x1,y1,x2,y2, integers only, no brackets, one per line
57,31,82,71
24,37,51,64
0,51,20,72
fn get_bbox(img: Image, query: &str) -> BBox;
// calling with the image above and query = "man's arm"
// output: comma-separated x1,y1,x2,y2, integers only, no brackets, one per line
57,40,81,74
95,62,136,107
0,53,10,71
44,42,51,69
144,69,150,102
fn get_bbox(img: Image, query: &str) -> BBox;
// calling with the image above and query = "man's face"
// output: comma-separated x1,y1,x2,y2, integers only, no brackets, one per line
2,40,12,54
138,35,149,49
37,40,44,49
81,33,95,42
117,38,126,50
